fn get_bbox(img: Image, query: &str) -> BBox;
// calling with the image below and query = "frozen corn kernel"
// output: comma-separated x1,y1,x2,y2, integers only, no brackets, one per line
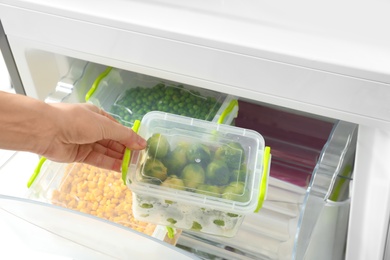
51,163,158,237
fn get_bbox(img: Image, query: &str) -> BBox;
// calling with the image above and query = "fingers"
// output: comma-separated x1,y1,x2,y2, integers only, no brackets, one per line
99,118,147,150
94,141,125,159
97,139,126,155
86,104,147,150
77,142,125,172
83,151,123,172
118,128,147,150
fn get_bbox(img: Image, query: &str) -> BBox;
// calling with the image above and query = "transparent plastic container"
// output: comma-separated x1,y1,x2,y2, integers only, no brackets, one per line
125,111,271,237
86,67,238,127
27,161,178,243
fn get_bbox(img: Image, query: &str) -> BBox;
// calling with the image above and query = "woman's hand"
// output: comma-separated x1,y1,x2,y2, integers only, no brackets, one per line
42,102,147,171
0,91,146,172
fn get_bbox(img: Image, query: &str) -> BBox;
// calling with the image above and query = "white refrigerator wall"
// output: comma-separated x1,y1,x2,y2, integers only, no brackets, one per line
0,1,390,259
1,0,390,128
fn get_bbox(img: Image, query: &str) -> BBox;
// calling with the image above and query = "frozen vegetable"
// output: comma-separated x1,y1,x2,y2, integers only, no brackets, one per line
110,83,222,126
196,184,221,197
222,182,250,203
142,158,168,183
230,163,247,182
215,142,246,169
147,133,170,159
161,175,186,190
140,203,153,209
191,221,203,231
51,163,157,235
139,133,254,206
205,159,231,186
167,218,177,224
186,143,211,167
162,144,188,175
181,163,205,189
213,219,225,226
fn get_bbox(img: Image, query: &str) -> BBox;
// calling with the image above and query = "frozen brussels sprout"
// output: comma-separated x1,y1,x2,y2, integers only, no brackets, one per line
167,218,177,225
222,181,250,203
142,158,168,183
205,159,231,186
162,144,188,175
191,221,203,231
196,184,221,197
215,142,246,170
186,143,211,167
181,163,205,189
147,133,170,159
230,163,247,182
213,219,225,226
140,203,153,209
161,175,186,190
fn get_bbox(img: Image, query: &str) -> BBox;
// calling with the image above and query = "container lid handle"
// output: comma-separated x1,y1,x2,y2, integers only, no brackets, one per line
121,120,141,184
217,99,238,125
254,146,271,213
85,67,112,102
27,157,47,188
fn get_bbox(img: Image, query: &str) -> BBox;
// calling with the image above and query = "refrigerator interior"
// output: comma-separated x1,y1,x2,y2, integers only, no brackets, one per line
1,55,357,260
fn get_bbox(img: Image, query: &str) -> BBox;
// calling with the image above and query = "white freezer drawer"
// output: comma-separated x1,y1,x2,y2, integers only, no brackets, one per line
0,61,357,260
0,152,195,260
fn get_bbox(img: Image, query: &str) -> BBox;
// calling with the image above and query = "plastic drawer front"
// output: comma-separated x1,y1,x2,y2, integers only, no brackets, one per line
0,195,197,260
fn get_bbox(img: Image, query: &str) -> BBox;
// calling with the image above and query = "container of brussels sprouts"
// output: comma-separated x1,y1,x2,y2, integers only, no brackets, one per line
85,67,238,127
125,111,271,237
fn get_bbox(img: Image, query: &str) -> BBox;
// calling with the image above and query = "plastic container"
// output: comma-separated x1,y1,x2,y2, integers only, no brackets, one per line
85,67,238,127
125,111,271,237
26,161,179,244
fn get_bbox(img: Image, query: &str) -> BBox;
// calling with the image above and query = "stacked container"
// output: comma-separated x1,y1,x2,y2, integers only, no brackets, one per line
125,111,271,237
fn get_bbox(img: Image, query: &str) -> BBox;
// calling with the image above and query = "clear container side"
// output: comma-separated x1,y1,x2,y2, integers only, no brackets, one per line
128,111,265,214
0,195,196,260
45,61,107,104
126,111,266,237
293,121,357,259
176,176,307,259
87,68,232,127
26,160,171,241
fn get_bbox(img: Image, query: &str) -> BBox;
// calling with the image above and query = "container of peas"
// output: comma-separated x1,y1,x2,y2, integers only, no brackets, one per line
125,111,271,237
85,67,238,127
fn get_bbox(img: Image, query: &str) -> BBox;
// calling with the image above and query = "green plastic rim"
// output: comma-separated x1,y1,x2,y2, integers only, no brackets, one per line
254,146,271,213
217,99,238,125
27,157,47,188
121,120,141,184
85,67,112,102
166,226,175,239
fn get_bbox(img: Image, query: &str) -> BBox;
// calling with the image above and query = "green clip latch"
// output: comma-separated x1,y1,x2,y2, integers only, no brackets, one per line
254,146,271,213
217,99,238,125
166,226,175,239
27,157,47,188
85,67,112,102
121,120,141,184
